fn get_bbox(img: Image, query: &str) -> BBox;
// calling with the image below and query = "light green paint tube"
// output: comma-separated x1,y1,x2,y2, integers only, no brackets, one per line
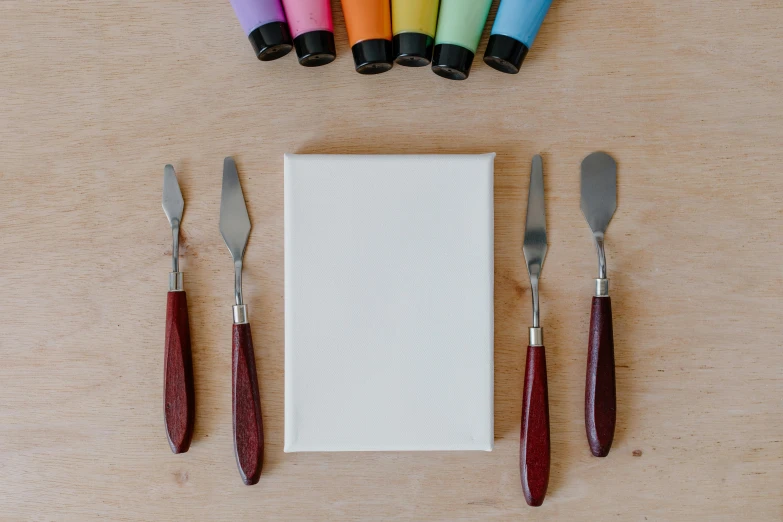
432,0,493,80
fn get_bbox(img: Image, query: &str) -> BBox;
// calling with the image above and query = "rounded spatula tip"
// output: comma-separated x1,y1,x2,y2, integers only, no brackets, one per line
580,151,617,234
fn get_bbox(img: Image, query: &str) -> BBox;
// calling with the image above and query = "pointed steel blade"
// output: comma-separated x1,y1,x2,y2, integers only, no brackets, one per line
219,157,251,262
162,165,184,226
523,155,547,280
580,152,617,235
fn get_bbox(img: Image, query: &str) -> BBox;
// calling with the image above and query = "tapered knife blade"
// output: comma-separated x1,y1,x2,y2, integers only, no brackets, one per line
523,154,547,281
580,152,617,236
220,157,251,262
162,165,184,227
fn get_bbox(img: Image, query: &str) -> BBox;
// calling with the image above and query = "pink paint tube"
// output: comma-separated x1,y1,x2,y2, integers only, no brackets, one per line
230,0,293,61
281,0,336,66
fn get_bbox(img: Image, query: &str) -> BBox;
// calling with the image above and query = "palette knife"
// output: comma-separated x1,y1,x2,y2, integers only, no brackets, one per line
162,165,195,454
220,157,264,485
520,155,550,506
580,151,618,457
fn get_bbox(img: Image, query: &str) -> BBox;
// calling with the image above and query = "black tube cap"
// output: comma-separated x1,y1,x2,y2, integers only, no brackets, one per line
248,21,293,61
484,34,530,74
431,44,475,81
393,33,434,67
351,39,393,75
293,30,336,67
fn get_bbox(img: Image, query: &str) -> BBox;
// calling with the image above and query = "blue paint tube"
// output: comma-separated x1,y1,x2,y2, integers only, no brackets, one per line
483,0,553,74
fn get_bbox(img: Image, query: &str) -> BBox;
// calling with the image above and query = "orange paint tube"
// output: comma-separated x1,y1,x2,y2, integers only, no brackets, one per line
340,0,393,74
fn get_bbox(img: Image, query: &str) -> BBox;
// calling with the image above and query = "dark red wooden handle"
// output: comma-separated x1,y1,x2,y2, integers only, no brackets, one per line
520,345,550,507
164,291,195,454
585,296,616,457
232,323,264,485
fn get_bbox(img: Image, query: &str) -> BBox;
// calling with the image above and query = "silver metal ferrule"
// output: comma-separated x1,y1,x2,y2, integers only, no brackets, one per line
169,271,184,291
529,327,543,347
595,278,609,297
233,304,248,324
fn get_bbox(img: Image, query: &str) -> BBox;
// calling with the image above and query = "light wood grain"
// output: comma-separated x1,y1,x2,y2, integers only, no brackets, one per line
1,0,781,520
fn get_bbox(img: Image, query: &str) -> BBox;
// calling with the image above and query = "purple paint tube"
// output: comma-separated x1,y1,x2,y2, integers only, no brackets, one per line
230,0,293,61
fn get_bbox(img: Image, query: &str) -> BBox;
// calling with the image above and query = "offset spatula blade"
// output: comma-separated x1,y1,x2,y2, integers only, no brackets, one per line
580,152,617,234
162,165,184,225
220,157,251,261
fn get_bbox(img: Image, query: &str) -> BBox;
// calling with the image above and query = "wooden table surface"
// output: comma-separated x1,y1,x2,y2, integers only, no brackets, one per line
1,1,781,520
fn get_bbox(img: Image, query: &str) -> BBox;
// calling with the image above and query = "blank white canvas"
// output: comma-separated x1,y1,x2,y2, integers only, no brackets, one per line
284,154,494,452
